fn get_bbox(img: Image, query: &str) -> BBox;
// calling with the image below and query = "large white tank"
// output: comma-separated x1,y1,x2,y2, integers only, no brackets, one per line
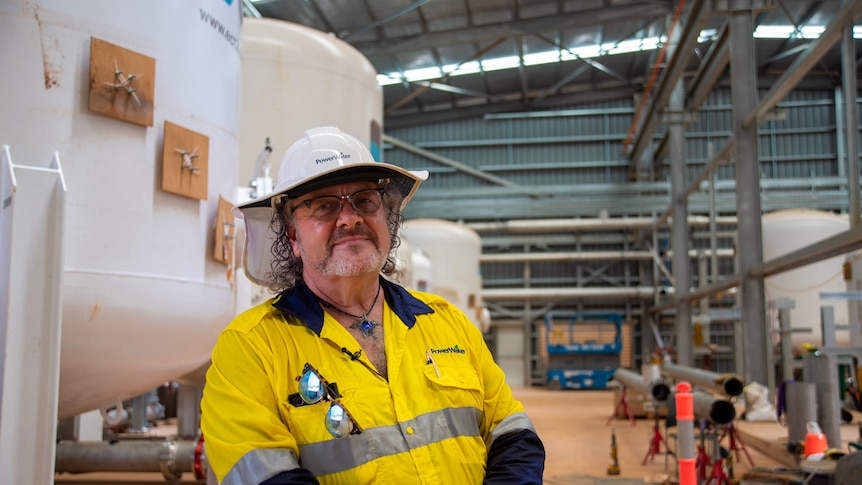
386,236,415,288
386,237,433,292
400,219,490,333
239,18,383,193
0,0,241,418
411,247,433,293
762,209,850,349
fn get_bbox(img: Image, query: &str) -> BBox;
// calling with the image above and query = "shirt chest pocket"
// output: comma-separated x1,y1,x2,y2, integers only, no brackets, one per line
422,362,484,410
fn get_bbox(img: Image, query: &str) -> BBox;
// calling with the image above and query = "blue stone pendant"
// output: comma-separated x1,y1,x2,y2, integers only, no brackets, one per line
351,319,381,338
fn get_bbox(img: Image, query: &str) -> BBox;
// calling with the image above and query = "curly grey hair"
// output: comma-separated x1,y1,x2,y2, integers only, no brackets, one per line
266,181,404,292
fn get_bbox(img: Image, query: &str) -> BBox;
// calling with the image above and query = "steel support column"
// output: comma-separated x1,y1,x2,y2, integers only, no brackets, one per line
669,77,692,366
729,9,769,385
842,0,860,227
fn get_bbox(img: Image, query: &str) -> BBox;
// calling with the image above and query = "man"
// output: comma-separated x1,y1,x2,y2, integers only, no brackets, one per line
201,126,545,484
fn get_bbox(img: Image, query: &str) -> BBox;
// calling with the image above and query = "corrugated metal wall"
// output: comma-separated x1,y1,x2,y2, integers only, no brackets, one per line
385,85,844,200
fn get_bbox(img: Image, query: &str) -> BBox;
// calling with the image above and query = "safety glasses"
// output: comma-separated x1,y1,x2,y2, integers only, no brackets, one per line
290,188,384,221
296,363,363,438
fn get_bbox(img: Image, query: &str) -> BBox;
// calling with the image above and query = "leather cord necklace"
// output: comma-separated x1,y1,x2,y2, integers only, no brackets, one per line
316,284,382,339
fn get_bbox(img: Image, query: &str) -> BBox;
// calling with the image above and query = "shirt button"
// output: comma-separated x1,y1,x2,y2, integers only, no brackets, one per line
406,426,414,435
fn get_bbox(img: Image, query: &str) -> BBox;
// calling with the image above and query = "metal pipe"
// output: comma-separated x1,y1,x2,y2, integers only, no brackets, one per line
55,437,205,481
692,389,736,425
467,215,738,233
786,381,818,444
613,368,671,402
480,249,733,263
662,361,744,397
482,286,657,301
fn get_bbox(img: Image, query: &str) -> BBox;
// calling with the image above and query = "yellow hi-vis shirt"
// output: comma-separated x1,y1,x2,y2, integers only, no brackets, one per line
201,279,536,484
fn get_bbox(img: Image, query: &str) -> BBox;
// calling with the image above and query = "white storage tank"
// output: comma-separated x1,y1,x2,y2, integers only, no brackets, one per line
0,0,242,418
762,209,850,349
239,18,384,195
400,219,489,333
411,247,433,293
386,237,433,292
386,235,415,288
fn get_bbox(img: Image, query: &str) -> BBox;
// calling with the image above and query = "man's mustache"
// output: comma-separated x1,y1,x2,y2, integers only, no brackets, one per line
331,226,377,245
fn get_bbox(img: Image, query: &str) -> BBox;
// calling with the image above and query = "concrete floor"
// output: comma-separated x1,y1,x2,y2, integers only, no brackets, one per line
515,387,787,484
56,387,848,484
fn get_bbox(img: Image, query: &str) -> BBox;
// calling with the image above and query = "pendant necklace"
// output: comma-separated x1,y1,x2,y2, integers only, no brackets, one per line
317,284,382,339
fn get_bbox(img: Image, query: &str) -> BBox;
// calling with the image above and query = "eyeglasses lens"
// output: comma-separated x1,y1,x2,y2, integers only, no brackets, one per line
298,369,325,403
325,402,355,438
306,189,383,221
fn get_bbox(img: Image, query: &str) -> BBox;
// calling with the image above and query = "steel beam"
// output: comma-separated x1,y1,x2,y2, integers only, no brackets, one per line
744,0,862,128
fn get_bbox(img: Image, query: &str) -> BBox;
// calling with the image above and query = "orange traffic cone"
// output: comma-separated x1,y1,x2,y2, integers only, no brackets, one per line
804,421,828,459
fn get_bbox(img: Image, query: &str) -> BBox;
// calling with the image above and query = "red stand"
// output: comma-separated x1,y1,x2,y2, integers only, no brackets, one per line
720,422,754,467
705,456,732,485
642,414,669,465
607,387,636,426
695,442,711,481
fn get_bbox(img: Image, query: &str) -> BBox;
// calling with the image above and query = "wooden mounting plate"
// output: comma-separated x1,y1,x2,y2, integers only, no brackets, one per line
214,196,235,265
161,121,209,200
88,37,155,127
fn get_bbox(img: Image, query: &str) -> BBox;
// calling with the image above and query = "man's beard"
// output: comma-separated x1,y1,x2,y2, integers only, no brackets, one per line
303,227,387,277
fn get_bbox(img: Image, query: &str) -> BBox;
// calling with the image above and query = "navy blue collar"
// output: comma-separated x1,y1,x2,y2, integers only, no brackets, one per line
272,277,434,336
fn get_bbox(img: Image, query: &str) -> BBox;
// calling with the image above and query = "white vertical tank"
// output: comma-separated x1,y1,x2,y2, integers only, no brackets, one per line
239,18,384,194
411,247,433,293
0,0,242,418
387,237,433,292
386,236,415,288
762,209,850,349
400,219,490,333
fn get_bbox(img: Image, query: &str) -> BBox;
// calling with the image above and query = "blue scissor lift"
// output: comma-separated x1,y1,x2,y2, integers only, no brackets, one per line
545,312,623,390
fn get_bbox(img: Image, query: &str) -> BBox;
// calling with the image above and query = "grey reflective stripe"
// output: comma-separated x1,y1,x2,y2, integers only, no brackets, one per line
489,412,537,447
222,448,301,485
300,406,482,477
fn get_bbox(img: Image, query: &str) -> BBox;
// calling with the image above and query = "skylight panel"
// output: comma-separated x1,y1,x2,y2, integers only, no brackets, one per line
481,56,521,71
753,25,796,38
442,61,481,76
377,74,402,86
403,66,442,82
523,50,561,66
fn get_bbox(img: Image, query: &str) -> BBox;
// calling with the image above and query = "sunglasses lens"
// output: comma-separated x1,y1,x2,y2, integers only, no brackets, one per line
298,370,325,403
325,402,354,438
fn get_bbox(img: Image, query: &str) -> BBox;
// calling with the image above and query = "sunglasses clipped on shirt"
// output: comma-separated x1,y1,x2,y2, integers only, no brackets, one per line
296,363,363,438
290,188,384,221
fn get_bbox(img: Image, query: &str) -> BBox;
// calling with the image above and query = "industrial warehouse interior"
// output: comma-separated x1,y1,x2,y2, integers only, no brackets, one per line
4,0,862,483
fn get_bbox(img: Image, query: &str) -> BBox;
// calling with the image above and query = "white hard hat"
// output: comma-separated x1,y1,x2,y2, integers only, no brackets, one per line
236,126,429,286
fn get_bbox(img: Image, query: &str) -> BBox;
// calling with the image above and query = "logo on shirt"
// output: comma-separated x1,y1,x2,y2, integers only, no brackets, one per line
429,345,466,355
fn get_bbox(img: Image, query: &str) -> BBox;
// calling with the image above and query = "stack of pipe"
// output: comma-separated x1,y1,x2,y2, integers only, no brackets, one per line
612,368,671,403
662,361,741,425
